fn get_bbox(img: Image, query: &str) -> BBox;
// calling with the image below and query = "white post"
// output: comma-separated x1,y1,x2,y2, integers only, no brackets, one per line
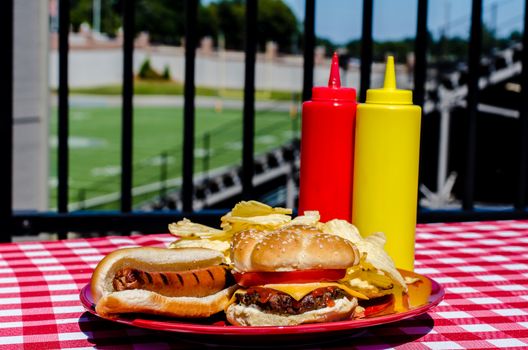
437,93,452,193
93,0,101,33
13,0,49,210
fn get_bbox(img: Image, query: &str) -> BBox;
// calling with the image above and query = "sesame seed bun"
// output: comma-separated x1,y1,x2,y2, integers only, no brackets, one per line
231,226,360,272
226,295,358,326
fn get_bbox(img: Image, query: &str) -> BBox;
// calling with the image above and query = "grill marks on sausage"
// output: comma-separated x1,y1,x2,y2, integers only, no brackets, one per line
192,272,200,284
112,265,231,297
207,269,215,281
176,273,184,286
159,273,169,285
145,271,153,284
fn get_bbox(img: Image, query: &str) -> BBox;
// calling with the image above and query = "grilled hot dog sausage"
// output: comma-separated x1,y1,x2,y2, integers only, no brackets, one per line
113,265,232,297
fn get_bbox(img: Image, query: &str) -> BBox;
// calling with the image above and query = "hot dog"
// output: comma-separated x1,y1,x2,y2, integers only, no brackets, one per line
90,247,237,318
112,265,232,297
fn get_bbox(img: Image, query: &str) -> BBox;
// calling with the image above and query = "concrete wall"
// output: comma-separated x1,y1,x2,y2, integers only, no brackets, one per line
49,46,413,92
13,0,49,210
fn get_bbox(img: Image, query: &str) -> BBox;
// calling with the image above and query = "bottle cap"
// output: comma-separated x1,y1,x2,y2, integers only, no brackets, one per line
366,56,413,105
312,52,356,101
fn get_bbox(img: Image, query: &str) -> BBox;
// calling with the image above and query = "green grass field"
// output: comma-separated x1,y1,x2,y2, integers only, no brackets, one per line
50,105,298,210
67,80,298,101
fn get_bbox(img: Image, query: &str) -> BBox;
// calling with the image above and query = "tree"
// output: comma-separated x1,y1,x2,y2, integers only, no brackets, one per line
257,0,299,53
209,0,245,50
374,38,414,63
70,0,301,53
71,0,121,35
199,0,300,53
135,0,186,45
316,37,338,57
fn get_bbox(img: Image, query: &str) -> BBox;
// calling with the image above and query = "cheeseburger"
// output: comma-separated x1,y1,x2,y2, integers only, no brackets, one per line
226,226,367,326
91,247,237,318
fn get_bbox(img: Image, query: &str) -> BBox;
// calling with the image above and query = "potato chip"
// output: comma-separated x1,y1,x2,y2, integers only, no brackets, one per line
322,220,406,291
168,218,226,239
223,213,291,226
404,276,421,285
322,219,362,243
287,211,320,226
363,231,387,247
222,214,292,236
169,239,231,264
169,238,230,252
228,200,292,218
353,237,407,291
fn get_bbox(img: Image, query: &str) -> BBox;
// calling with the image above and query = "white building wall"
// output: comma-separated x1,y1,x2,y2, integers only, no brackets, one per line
50,47,412,91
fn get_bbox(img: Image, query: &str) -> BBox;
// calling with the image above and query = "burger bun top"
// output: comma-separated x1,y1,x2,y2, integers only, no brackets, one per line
232,226,360,272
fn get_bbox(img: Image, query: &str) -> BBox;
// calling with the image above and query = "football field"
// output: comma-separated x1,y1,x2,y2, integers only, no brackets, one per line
49,105,298,209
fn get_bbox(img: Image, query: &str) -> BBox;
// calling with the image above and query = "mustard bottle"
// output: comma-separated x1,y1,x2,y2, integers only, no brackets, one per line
352,56,421,271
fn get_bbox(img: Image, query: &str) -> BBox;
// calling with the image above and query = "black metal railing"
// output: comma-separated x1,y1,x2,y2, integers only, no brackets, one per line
242,0,258,200
57,0,69,239
1,0,14,242
182,0,198,213
4,0,528,242
518,0,528,210
121,0,135,215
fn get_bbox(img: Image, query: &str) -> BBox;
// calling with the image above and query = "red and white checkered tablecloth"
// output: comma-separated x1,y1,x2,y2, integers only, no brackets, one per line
0,220,528,349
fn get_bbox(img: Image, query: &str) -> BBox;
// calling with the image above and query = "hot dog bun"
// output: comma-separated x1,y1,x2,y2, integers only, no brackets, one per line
90,247,237,318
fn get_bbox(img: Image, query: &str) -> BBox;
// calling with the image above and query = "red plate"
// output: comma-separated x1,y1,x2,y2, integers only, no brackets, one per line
80,270,443,342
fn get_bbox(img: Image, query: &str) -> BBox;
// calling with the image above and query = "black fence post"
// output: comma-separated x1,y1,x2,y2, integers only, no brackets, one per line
414,0,428,108
58,0,71,240
121,0,135,217
463,0,482,211
0,0,14,243
302,0,315,102
360,0,374,102
242,0,258,200
516,0,528,210
182,0,198,212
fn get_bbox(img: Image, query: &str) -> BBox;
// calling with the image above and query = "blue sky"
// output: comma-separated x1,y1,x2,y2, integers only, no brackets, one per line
283,0,525,44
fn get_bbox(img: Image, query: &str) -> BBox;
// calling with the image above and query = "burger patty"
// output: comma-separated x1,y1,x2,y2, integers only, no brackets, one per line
237,286,350,315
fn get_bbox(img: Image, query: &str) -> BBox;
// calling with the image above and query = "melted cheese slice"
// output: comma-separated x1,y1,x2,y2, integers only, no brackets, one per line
262,283,368,301
228,283,368,307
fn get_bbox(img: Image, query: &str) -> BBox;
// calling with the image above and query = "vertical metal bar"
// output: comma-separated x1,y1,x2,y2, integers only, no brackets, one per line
515,0,528,209
242,0,258,200
0,0,14,243
360,0,374,102
414,0,428,211
302,0,315,102
58,0,70,240
463,0,482,211
182,0,198,212
121,0,135,214
413,0,428,108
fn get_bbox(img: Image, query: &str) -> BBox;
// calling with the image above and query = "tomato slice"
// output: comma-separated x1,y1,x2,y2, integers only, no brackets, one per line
361,294,395,317
232,269,346,287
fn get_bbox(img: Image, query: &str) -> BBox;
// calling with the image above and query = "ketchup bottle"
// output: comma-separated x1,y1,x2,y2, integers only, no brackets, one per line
298,53,357,222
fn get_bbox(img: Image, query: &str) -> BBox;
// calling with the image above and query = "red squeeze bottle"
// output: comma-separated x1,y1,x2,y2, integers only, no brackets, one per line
298,53,357,222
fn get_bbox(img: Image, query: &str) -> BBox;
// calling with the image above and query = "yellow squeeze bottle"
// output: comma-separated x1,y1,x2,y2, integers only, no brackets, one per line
352,56,421,271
